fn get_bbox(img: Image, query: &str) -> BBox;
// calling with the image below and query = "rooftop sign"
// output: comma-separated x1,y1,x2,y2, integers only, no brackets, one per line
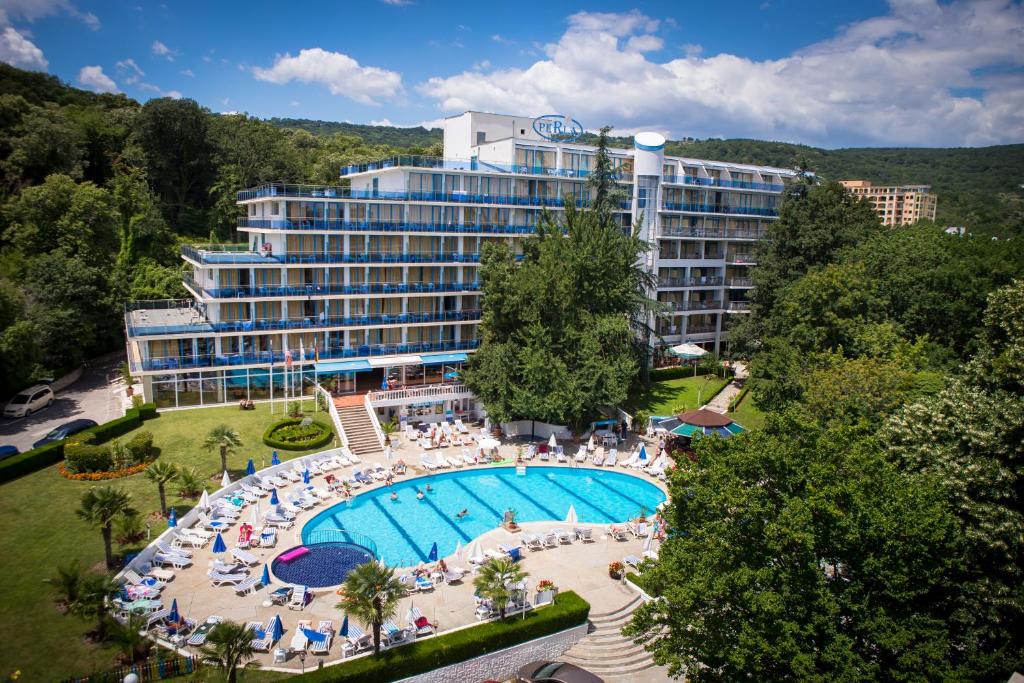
532,114,583,142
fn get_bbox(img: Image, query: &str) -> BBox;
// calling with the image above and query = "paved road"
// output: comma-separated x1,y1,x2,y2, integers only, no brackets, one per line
0,353,126,453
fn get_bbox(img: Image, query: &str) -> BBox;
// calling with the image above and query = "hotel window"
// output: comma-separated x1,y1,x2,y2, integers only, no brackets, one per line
271,201,280,215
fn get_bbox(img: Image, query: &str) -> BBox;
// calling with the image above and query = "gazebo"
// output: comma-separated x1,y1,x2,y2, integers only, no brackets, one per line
657,409,745,438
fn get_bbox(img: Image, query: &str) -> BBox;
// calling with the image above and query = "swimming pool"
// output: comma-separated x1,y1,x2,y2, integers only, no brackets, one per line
302,467,666,568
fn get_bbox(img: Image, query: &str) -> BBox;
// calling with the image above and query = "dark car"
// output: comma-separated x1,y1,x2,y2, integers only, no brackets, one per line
0,445,19,460
517,661,605,683
32,419,98,449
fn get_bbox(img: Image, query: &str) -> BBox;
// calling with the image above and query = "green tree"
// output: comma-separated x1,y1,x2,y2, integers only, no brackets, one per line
200,620,258,683
175,466,205,499
76,486,135,569
145,460,179,517
203,424,242,474
472,557,528,620
587,125,627,221
336,561,407,655
1,103,85,189
45,560,84,607
70,573,118,641
108,614,151,664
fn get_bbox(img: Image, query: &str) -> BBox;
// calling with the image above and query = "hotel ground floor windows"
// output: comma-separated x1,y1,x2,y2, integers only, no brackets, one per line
149,368,317,408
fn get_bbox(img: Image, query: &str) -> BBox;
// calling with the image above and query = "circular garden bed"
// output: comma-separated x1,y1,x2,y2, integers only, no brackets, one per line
262,418,334,451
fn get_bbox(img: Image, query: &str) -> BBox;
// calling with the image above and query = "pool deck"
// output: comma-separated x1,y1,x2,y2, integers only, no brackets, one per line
151,434,669,674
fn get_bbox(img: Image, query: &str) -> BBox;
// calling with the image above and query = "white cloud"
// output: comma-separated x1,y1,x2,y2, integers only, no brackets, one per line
289,100,300,107
163,90,182,99
682,43,703,58
115,58,144,84
472,59,491,71
0,25,46,70
0,0,99,29
369,118,395,126
180,68,194,77
379,0,413,5
252,47,403,105
491,34,514,45
152,40,175,61
417,2,1024,147
77,65,118,93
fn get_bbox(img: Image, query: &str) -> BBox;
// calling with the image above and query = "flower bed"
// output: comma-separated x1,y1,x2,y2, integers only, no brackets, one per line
262,418,334,451
58,460,152,481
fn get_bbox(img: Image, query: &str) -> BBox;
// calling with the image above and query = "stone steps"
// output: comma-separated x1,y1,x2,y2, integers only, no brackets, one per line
336,405,382,455
560,595,660,680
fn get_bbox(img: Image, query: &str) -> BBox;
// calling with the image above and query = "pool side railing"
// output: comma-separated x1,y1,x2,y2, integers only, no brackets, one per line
303,527,379,558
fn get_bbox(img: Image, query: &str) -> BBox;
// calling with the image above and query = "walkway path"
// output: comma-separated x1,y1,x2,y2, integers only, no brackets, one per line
702,361,748,414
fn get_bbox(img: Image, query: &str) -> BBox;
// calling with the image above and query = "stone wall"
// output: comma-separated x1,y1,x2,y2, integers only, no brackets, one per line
396,622,590,683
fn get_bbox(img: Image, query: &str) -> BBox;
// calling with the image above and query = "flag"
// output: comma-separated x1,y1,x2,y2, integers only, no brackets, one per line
284,348,293,367
300,338,306,361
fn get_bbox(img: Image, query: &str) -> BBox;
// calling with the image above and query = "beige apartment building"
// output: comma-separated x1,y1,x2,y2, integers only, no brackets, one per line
840,180,938,226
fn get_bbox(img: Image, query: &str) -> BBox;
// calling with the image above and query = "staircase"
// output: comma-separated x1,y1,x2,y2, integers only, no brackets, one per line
561,596,661,681
334,400,382,456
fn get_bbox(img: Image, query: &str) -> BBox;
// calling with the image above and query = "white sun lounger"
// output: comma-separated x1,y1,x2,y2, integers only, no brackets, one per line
156,541,191,558
208,570,249,587
592,451,605,466
454,419,470,434
187,616,223,646
234,576,261,595
344,448,361,464
605,449,618,466
154,553,192,569
282,469,301,482
523,533,544,550
289,585,308,610
231,547,259,565
575,447,588,463
609,525,629,541
628,521,649,537
574,527,594,542
445,455,463,468
309,622,333,654
554,528,573,544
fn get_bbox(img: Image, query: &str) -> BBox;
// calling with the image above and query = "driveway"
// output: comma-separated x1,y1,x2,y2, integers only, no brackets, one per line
0,352,126,453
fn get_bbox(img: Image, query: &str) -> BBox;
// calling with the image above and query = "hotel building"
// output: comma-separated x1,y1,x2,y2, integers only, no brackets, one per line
839,179,938,226
124,111,795,441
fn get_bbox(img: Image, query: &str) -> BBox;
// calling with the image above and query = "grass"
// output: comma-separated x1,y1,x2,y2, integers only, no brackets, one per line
728,389,767,430
0,400,332,682
625,374,731,417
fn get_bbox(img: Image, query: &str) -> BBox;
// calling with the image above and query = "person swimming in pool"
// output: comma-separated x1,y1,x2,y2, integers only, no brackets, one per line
390,491,398,501
426,484,433,492
416,490,425,500
455,508,468,519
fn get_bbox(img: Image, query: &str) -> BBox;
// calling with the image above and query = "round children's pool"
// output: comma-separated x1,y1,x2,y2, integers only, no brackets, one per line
271,542,375,588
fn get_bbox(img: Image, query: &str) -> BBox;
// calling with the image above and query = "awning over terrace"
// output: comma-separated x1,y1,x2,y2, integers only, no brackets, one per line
420,352,468,365
315,360,372,373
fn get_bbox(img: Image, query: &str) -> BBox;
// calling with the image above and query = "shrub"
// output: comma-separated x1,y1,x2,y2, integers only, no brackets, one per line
650,365,713,381
287,401,304,418
138,402,158,420
66,431,98,447
262,418,333,451
633,409,650,433
64,444,113,474
126,431,154,463
131,394,144,410
728,386,751,412
115,512,146,546
109,439,131,470
291,591,590,683
87,412,142,443
0,441,64,483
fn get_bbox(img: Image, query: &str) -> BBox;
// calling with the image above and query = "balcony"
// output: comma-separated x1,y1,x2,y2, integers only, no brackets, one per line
726,277,754,287
662,202,778,217
657,276,724,288
725,253,756,265
367,382,474,408
659,226,768,240
237,183,580,209
662,174,785,193
658,300,724,312
338,154,631,181
237,218,541,235
132,339,481,373
184,277,482,300
183,245,492,267
727,301,751,312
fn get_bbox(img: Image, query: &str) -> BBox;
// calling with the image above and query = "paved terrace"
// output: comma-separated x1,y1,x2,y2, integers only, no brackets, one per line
146,434,668,674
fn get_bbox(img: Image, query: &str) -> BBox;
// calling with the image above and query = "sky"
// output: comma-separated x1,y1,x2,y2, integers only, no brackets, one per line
1,0,1023,148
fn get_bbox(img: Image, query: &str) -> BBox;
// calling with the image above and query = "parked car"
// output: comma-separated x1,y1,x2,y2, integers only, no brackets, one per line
32,419,98,449
3,384,54,418
517,661,605,683
0,445,19,460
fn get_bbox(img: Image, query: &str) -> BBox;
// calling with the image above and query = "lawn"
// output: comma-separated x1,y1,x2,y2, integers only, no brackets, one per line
0,401,333,682
625,374,731,417
728,389,767,430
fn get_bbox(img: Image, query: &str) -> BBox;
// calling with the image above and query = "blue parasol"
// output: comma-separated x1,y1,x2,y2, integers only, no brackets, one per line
302,627,328,643
271,451,280,466
246,459,256,475
261,564,270,586
167,508,177,527
168,598,179,623
303,469,310,484
269,614,283,641
428,542,438,562
339,615,349,637
212,532,227,554
638,444,648,462
270,489,279,505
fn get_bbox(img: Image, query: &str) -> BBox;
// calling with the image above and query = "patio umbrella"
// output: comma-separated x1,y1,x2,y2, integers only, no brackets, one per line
565,504,578,525
377,554,387,568
643,530,655,554
221,470,231,488
428,542,438,562
466,539,482,561
587,434,595,451
212,532,227,554
302,469,310,484
270,489,279,506
269,615,283,642
339,615,349,638
478,437,500,451
638,445,648,463
199,489,210,510
453,541,462,560
250,500,259,527
246,459,256,475
168,598,180,623
384,445,393,463
271,451,281,466
261,564,271,586
669,343,707,359
167,508,177,528
406,602,416,626
548,433,557,448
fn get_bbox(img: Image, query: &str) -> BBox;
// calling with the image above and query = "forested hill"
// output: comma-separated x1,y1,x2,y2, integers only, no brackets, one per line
0,63,135,109
268,117,442,149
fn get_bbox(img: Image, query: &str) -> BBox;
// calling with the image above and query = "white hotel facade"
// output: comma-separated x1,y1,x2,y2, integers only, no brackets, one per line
124,111,795,418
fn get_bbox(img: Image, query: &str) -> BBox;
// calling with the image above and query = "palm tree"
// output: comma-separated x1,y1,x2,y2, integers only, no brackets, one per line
200,620,257,683
76,486,135,569
203,424,242,474
108,614,151,664
145,460,179,516
175,466,205,499
71,573,118,641
336,561,407,654
46,560,83,609
473,557,528,619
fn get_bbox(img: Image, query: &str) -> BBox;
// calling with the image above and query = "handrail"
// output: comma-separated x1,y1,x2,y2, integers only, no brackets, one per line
364,392,386,450
302,527,379,557
317,383,348,451
367,382,470,404
237,218,543,234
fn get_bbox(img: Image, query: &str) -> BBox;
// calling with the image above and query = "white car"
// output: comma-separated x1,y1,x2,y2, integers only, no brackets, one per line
3,384,54,418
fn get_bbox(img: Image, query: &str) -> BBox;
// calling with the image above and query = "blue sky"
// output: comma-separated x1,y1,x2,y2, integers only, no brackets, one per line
2,0,1022,147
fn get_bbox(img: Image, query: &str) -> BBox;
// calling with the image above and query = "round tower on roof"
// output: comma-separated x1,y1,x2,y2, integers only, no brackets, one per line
633,132,666,176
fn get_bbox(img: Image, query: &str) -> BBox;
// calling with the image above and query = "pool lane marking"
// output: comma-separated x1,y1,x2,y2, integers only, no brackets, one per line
413,489,476,544
449,476,506,523
369,495,429,565
533,472,618,523
491,470,562,520
587,471,662,513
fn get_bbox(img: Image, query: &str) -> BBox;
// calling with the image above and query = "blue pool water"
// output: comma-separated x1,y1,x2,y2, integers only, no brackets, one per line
271,542,374,588
302,467,666,568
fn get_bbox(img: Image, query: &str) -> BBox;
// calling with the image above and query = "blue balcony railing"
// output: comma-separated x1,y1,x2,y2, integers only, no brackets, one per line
236,218,541,235
338,155,629,181
183,246,493,267
659,227,768,240
183,277,482,300
662,203,778,217
134,339,482,372
663,175,785,192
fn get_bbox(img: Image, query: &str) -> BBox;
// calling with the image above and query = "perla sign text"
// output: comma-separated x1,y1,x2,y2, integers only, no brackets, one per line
532,114,583,142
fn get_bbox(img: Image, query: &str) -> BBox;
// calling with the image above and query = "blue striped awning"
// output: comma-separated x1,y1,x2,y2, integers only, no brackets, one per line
420,352,468,366
315,360,372,373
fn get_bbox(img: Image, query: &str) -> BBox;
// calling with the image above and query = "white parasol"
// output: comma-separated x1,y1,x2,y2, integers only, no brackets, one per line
565,504,577,525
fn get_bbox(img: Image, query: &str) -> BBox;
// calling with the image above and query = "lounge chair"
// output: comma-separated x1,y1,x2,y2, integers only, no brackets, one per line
541,533,559,548
483,548,505,562
290,620,312,652
124,569,165,591
263,513,294,529
370,464,388,480
467,549,488,565
592,450,605,466
573,527,594,542
239,482,268,497
460,448,476,466
139,562,175,582
248,618,278,651
553,528,573,544
154,553,191,569
628,521,649,538
538,445,550,462
257,528,277,547
344,448,362,464
442,568,465,584
353,469,373,485
230,547,259,565
575,447,588,463
172,532,207,549
609,525,629,541
282,469,301,482
382,620,411,646
234,576,261,595
605,449,618,466
187,616,223,646
446,455,464,468
620,451,639,468
556,446,567,463
454,419,470,434
264,475,288,488
344,628,372,656
156,541,191,559
208,570,249,587
289,585,308,610
623,554,643,570
407,607,435,637
415,575,435,592
523,533,544,550
309,621,333,654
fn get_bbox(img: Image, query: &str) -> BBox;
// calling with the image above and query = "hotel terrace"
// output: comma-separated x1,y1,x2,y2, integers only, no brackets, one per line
124,111,797,428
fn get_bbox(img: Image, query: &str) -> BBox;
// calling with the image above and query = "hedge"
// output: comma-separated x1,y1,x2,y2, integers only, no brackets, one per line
292,591,591,683
650,366,720,381
262,418,334,451
728,385,751,412
0,402,158,484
